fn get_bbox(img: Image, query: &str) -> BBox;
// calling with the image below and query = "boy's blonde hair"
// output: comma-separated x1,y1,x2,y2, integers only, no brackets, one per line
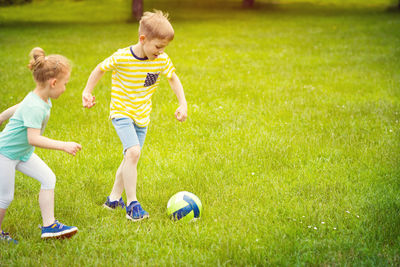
139,10,174,41
28,47,70,84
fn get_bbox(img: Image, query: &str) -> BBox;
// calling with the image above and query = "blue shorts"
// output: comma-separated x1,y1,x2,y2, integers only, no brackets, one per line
112,117,147,154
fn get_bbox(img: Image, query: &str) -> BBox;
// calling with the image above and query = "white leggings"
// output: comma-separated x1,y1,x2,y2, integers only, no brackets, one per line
0,153,56,209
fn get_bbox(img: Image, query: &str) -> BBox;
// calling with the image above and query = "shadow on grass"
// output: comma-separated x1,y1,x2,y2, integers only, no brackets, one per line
0,1,398,27
148,0,400,21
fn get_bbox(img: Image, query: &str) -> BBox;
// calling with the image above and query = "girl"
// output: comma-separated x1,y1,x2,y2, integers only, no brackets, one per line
0,47,81,243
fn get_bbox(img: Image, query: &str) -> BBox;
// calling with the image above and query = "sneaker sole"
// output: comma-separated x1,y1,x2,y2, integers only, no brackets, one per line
103,204,116,210
126,214,149,222
41,228,78,239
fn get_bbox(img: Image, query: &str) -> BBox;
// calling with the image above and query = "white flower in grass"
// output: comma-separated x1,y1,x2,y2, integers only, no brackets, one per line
333,227,337,230
251,172,255,176
356,215,360,218
346,210,350,214
303,85,315,91
314,227,317,230
308,226,311,228
321,222,325,224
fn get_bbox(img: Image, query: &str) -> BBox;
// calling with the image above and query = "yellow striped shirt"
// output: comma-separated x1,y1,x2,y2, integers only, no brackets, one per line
100,46,175,126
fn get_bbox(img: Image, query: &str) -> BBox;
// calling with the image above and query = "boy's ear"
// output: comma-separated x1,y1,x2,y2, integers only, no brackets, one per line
139,35,146,43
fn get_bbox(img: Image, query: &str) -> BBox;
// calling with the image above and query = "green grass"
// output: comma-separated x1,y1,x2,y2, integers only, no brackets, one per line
1,0,399,265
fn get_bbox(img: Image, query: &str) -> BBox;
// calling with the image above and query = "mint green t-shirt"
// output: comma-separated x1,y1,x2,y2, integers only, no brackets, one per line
0,92,51,161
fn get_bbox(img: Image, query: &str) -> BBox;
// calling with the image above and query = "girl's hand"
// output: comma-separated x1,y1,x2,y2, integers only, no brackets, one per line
175,105,187,122
82,93,96,108
63,142,82,156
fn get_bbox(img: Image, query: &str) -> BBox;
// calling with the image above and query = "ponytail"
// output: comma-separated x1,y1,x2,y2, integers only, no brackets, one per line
28,47,70,84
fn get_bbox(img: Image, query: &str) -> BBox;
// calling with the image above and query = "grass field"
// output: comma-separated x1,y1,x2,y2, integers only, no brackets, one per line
0,0,399,265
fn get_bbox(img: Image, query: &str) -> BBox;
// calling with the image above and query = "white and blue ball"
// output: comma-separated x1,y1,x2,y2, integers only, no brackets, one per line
167,191,202,222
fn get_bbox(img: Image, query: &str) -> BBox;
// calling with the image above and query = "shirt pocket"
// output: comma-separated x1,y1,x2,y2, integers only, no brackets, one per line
144,72,160,87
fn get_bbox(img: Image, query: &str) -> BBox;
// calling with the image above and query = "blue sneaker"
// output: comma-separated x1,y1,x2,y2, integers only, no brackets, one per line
126,201,149,221
1,231,18,244
103,196,125,210
41,220,78,239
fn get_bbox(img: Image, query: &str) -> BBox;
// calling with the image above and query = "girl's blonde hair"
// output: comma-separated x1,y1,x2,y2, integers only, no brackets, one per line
28,47,70,84
139,10,174,41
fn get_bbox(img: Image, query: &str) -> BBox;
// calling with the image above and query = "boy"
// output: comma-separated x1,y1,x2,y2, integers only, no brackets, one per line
82,10,187,221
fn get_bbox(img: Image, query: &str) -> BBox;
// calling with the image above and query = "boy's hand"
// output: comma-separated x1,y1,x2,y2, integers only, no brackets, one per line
82,93,96,108
175,105,187,122
63,142,82,156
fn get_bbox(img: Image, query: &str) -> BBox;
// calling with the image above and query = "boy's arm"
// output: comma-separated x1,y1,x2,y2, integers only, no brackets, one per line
27,128,82,156
82,64,105,108
0,103,19,126
168,72,187,122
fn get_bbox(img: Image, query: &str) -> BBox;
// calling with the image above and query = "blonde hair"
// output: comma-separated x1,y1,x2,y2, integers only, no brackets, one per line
139,10,174,41
28,47,71,84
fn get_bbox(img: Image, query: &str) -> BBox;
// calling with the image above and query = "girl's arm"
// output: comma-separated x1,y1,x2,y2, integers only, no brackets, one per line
27,128,82,156
82,64,105,108
168,72,187,122
0,103,19,126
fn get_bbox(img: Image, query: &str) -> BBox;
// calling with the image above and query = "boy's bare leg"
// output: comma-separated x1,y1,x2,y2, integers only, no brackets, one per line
122,145,141,205
109,159,125,201
39,189,55,226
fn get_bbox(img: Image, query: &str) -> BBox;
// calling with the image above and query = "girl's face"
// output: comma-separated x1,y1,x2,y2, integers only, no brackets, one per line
142,37,170,60
49,71,70,99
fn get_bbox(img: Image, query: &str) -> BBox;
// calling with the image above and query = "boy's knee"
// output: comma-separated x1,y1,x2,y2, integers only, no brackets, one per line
125,146,141,163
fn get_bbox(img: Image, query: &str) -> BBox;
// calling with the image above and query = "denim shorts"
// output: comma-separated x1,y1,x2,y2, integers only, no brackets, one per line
112,117,147,154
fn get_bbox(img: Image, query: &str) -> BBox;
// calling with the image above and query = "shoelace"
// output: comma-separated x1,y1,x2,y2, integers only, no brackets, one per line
39,220,64,229
1,231,12,240
56,221,64,229
128,203,141,216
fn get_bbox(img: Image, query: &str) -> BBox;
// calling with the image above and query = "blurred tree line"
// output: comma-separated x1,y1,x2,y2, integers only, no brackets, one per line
132,0,399,20
0,0,31,5
1,0,398,16
131,0,254,20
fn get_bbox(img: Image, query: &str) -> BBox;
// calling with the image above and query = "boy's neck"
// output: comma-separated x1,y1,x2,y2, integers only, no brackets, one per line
132,43,146,59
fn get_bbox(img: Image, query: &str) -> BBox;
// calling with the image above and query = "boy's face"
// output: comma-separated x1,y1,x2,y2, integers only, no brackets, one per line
141,36,170,60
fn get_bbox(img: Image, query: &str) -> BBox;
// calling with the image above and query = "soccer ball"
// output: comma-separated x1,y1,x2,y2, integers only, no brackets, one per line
167,191,202,222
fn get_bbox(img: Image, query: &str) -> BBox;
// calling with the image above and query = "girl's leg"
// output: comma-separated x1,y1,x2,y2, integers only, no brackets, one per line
0,208,6,232
38,190,55,227
0,154,17,232
109,159,125,201
16,153,56,227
